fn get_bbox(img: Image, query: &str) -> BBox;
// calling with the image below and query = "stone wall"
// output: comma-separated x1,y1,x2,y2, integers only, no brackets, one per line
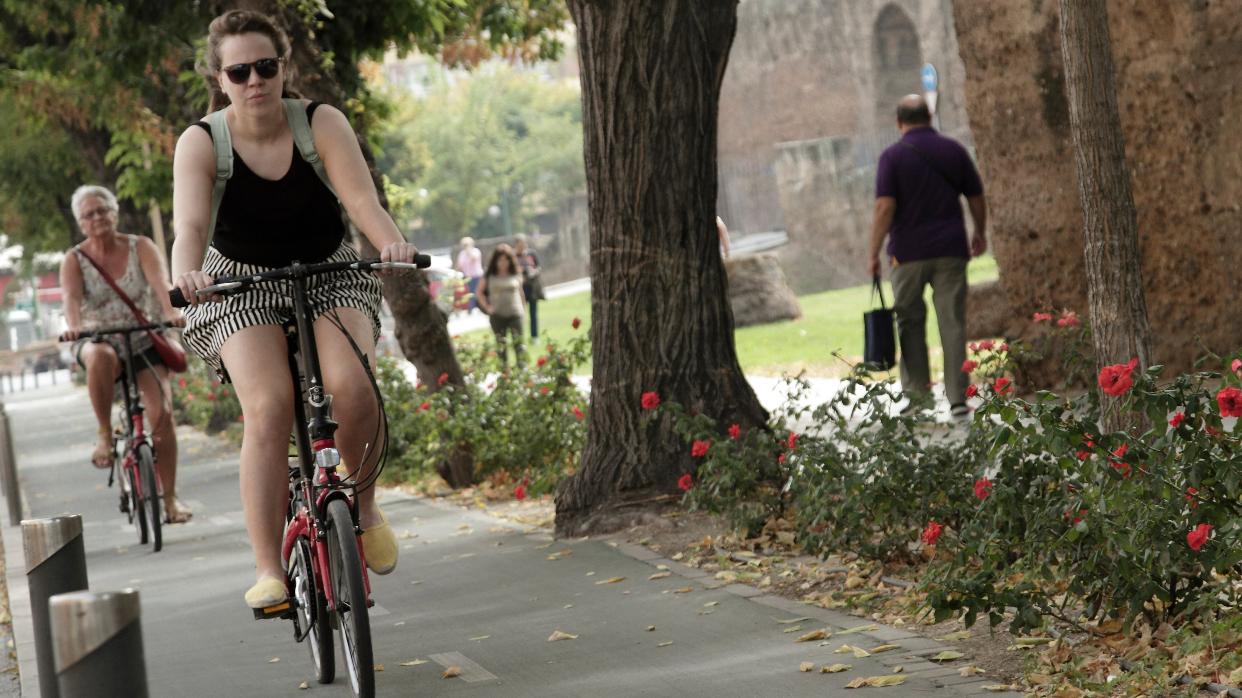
718,0,974,293
952,0,1242,370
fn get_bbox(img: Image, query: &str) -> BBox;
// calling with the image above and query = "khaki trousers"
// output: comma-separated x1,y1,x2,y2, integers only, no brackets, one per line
889,256,968,406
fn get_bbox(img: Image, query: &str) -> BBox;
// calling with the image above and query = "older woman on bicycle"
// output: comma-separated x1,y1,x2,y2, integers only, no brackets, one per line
60,184,191,523
171,10,417,608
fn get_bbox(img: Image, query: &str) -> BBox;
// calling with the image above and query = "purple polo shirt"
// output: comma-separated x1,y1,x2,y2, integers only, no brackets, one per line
875,127,983,263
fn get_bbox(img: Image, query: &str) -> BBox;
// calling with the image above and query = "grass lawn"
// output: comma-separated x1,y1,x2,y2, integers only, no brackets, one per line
464,254,999,378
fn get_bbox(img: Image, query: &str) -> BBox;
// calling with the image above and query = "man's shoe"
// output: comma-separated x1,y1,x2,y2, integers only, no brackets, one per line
950,403,971,418
361,510,398,575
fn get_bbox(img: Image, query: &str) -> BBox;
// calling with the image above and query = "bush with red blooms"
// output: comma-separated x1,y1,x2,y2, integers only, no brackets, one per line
170,355,242,440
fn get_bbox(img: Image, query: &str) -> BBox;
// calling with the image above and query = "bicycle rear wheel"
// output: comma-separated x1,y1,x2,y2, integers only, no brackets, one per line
291,535,334,683
325,499,373,698
137,443,162,552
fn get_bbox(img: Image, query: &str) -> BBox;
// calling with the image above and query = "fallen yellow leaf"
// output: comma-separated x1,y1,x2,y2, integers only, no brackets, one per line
796,629,828,643
658,641,674,647
442,666,462,679
648,572,671,580
704,601,719,607
783,626,803,634
837,624,880,635
869,644,900,653
821,663,852,673
981,685,1021,692
596,576,626,585
1013,636,1053,646
375,664,384,672
548,630,579,642
298,681,309,690
930,650,964,662
268,657,281,664
646,625,656,632
845,674,907,688
959,665,986,677
672,587,693,593
799,661,815,672
546,550,572,560
400,659,428,667
469,635,490,641
774,616,811,624
938,630,972,641
834,644,871,658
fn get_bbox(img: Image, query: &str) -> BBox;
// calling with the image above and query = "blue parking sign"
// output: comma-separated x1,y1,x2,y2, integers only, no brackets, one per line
921,63,938,93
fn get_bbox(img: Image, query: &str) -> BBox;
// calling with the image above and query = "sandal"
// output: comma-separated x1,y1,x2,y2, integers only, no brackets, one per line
164,498,193,524
244,575,288,609
91,426,114,469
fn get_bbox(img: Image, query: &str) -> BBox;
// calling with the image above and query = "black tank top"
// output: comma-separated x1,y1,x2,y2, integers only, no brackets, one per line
193,102,345,267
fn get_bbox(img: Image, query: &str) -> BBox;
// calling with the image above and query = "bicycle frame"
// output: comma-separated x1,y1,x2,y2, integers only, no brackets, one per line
276,262,373,615
113,330,150,471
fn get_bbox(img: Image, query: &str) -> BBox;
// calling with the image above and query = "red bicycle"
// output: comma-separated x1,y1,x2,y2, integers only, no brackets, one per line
171,256,427,697
64,323,176,552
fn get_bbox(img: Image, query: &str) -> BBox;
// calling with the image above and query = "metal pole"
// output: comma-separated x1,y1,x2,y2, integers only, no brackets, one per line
50,589,147,698
0,403,21,525
22,515,88,698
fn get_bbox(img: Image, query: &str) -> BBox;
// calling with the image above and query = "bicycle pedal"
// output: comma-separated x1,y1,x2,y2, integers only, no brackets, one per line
252,600,296,621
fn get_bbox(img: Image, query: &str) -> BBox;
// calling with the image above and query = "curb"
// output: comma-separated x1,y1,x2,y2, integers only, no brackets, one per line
604,536,1025,697
2,471,35,697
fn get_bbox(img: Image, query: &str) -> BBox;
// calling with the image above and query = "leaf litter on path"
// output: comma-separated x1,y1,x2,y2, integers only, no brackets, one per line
548,630,579,642
795,628,829,642
844,674,907,688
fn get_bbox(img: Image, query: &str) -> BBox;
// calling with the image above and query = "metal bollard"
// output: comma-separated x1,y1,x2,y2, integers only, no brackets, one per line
50,589,148,698
22,515,88,698
0,403,22,525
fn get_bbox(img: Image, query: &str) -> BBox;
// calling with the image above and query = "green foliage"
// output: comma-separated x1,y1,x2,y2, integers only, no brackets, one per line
376,328,590,493
373,63,585,243
170,356,242,440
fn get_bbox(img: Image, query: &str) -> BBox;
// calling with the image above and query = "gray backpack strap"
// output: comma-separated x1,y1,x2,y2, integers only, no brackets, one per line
203,109,234,247
284,98,338,198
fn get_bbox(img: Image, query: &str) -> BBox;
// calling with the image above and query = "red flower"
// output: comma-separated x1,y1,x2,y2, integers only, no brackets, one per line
961,360,977,374
1169,412,1186,428
728,423,741,440
641,392,660,410
677,473,693,492
1056,310,1080,328
921,521,943,546
1064,509,1088,525
177,378,187,389
999,342,1009,353
786,431,799,450
777,453,786,464
539,386,550,395
993,377,1014,396
691,440,711,458
185,392,194,402
1098,358,1139,397
1232,357,1242,374
1111,461,1131,477
514,484,527,501
207,392,217,401
417,401,430,412
572,406,585,420
571,317,581,330
1076,450,1090,461
536,356,547,367
1206,425,1223,438
973,477,992,501
968,342,979,353
437,372,449,387
977,340,995,351
1185,486,1198,506
1217,387,1242,418
1187,523,1212,552
965,384,978,398
1111,443,1128,459
1032,312,1053,323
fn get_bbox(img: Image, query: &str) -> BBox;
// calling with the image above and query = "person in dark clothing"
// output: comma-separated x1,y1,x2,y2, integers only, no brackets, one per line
513,233,544,338
866,95,988,418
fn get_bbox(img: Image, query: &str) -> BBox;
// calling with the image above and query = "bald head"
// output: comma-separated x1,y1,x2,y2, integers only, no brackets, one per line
896,94,932,127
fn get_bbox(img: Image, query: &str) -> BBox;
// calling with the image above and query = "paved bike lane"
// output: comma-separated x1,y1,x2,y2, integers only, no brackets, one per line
2,382,1019,697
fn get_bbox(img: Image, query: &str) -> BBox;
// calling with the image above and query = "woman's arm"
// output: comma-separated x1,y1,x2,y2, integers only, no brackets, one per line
170,125,219,302
135,236,182,323
59,252,85,337
312,104,418,264
476,276,492,314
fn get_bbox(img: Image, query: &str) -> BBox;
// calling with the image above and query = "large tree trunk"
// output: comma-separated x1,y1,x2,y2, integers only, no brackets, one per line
1057,0,1152,431
555,1,768,536
254,1,473,486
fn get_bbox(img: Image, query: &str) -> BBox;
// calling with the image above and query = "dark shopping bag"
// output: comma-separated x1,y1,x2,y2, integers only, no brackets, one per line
863,276,896,370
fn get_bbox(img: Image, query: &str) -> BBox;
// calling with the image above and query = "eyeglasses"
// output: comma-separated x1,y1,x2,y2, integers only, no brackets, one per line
78,206,113,222
222,57,282,85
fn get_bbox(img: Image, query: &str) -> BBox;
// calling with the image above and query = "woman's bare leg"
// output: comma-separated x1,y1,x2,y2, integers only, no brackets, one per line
81,343,120,465
219,325,294,582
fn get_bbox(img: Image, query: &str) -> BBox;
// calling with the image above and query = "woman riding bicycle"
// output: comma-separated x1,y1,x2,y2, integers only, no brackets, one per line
170,10,416,608
60,184,192,524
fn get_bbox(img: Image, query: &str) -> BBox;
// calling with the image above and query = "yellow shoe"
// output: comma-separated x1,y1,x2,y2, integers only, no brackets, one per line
361,510,398,575
244,575,288,609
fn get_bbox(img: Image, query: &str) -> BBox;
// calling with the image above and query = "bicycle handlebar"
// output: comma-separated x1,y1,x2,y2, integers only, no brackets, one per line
169,255,432,309
61,322,180,342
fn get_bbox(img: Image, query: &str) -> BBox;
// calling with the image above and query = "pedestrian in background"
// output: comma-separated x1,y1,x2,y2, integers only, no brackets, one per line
513,233,545,338
456,236,484,312
477,246,527,368
865,94,987,418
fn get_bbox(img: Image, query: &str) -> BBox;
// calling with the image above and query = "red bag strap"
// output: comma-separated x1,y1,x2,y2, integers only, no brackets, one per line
75,246,152,326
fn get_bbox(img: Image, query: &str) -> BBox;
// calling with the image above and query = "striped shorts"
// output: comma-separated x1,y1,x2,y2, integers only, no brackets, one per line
182,242,382,381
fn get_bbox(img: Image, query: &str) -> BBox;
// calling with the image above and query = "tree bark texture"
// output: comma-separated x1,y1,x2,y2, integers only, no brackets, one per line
555,0,768,535
1057,0,1152,430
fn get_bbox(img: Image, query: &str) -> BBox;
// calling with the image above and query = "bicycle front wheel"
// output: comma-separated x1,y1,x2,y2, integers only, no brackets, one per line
326,499,373,698
137,443,162,552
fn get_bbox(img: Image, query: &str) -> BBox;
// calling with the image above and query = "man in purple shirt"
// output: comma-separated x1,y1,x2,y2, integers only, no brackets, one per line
866,95,988,417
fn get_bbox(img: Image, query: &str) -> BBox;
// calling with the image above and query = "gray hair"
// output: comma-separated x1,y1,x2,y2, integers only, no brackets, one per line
71,185,119,219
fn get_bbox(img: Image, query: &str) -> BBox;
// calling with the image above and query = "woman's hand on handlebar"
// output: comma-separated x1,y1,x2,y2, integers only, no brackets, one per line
173,270,218,306
378,241,421,276
61,326,82,342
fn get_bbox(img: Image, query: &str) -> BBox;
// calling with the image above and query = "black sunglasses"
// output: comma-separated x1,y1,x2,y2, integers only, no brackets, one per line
222,57,282,85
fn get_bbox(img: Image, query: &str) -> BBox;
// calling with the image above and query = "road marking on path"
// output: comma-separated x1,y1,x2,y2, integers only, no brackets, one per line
428,652,497,682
